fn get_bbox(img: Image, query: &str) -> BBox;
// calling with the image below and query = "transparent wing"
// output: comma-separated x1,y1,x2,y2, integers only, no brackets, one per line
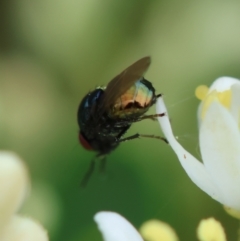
99,56,151,112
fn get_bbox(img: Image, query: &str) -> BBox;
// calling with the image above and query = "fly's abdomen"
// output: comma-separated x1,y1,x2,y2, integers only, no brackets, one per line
110,78,156,118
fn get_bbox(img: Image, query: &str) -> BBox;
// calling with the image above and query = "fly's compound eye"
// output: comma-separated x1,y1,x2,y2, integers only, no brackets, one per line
79,133,93,151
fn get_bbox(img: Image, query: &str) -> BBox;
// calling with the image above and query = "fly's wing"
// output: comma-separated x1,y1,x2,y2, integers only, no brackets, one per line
99,56,151,113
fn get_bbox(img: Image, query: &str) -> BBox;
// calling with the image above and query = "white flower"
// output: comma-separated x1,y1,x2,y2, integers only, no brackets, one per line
94,211,144,241
0,151,48,241
94,211,226,241
94,211,178,241
156,77,240,214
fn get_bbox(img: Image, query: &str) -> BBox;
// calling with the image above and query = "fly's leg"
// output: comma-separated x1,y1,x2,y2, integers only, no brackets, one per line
116,126,130,139
134,93,165,121
118,133,168,144
81,155,108,187
80,157,96,187
99,155,107,174
118,133,139,142
135,113,166,122
140,134,168,144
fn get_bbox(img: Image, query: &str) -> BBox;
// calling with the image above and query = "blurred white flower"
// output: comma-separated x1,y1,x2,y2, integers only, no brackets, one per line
94,211,144,241
0,151,48,241
156,77,240,215
94,211,178,241
94,211,226,241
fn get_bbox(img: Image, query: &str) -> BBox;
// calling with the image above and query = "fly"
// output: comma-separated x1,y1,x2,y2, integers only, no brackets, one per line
77,57,167,186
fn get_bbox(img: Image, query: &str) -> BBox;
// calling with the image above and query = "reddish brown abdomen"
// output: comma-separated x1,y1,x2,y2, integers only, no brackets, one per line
110,79,155,118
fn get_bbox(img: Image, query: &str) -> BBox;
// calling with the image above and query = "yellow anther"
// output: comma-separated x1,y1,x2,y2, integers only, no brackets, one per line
216,90,231,109
195,85,209,101
197,218,226,241
198,88,232,120
200,90,218,119
139,220,178,241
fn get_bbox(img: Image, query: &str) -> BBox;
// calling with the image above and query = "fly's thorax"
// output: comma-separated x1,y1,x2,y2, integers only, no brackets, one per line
109,78,156,118
77,87,105,128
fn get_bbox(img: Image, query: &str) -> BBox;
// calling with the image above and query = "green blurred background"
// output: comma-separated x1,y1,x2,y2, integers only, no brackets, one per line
1,0,240,240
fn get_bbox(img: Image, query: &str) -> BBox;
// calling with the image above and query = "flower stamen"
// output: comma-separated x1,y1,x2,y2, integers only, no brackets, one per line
195,85,209,101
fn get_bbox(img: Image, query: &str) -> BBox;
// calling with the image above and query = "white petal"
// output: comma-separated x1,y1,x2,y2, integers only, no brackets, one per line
230,83,240,124
198,78,240,127
94,212,143,241
0,152,29,233
156,98,221,201
20,181,62,234
208,77,240,92
200,102,240,210
197,101,204,126
0,215,48,241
